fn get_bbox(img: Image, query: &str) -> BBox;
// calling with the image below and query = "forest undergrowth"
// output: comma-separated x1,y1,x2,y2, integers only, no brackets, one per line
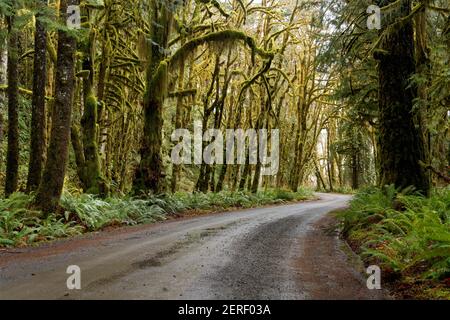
338,186,450,299
0,188,313,248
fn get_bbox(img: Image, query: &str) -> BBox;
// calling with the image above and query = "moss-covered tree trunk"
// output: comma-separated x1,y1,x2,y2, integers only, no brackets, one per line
375,0,430,195
79,25,106,195
5,14,19,197
134,83,166,194
70,124,86,184
27,6,47,192
34,0,78,212
81,84,103,194
133,1,173,194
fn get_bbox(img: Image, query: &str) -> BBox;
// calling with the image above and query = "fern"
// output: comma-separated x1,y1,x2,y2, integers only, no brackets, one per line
339,186,450,297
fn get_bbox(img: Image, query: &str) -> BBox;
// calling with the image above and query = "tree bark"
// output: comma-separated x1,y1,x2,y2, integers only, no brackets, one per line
0,17,7,175
34,0,78,212
5,14,19,197
375,0,430,195
27,8,47,192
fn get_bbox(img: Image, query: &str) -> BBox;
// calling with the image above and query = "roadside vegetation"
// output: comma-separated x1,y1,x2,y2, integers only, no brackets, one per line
0,188,313,248
338,186,450,300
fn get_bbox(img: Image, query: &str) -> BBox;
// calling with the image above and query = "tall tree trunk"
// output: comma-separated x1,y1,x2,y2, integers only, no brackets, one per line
0,17,7,173
134,89,166,194
414,6,433,185
34,0,78,212
133,0,173,194
170,59,186,193
5,14,19,197
79,25,106,195
375,0,430,195
81,83,104,194
445,16,450,171
27,7,47,192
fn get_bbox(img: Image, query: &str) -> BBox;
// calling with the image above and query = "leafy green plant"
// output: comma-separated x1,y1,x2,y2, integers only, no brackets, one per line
338,186,450,299
0,193,83,247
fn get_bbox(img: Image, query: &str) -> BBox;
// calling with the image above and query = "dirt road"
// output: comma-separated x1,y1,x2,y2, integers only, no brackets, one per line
0,193,387,300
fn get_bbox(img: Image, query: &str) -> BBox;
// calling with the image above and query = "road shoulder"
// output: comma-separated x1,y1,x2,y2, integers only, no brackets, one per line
293,213,391,299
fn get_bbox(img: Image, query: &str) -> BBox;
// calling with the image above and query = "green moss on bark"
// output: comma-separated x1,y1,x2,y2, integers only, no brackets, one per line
81,92,108,195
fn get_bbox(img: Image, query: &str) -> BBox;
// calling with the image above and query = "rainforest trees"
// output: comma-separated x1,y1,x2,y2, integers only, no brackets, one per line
0,0,447,210
34,0,79,212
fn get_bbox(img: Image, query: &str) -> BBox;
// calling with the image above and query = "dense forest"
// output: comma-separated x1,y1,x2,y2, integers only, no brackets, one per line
0,0,448,299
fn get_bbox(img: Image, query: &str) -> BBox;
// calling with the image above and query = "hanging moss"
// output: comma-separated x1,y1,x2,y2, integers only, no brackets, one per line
198,0,230,18
169,30,275,69
135,20,273,195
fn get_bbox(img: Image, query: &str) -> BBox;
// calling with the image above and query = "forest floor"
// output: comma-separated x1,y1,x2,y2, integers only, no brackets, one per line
0,193,389,299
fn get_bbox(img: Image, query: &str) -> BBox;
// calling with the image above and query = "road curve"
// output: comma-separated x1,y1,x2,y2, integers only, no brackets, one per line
0,193,386,300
